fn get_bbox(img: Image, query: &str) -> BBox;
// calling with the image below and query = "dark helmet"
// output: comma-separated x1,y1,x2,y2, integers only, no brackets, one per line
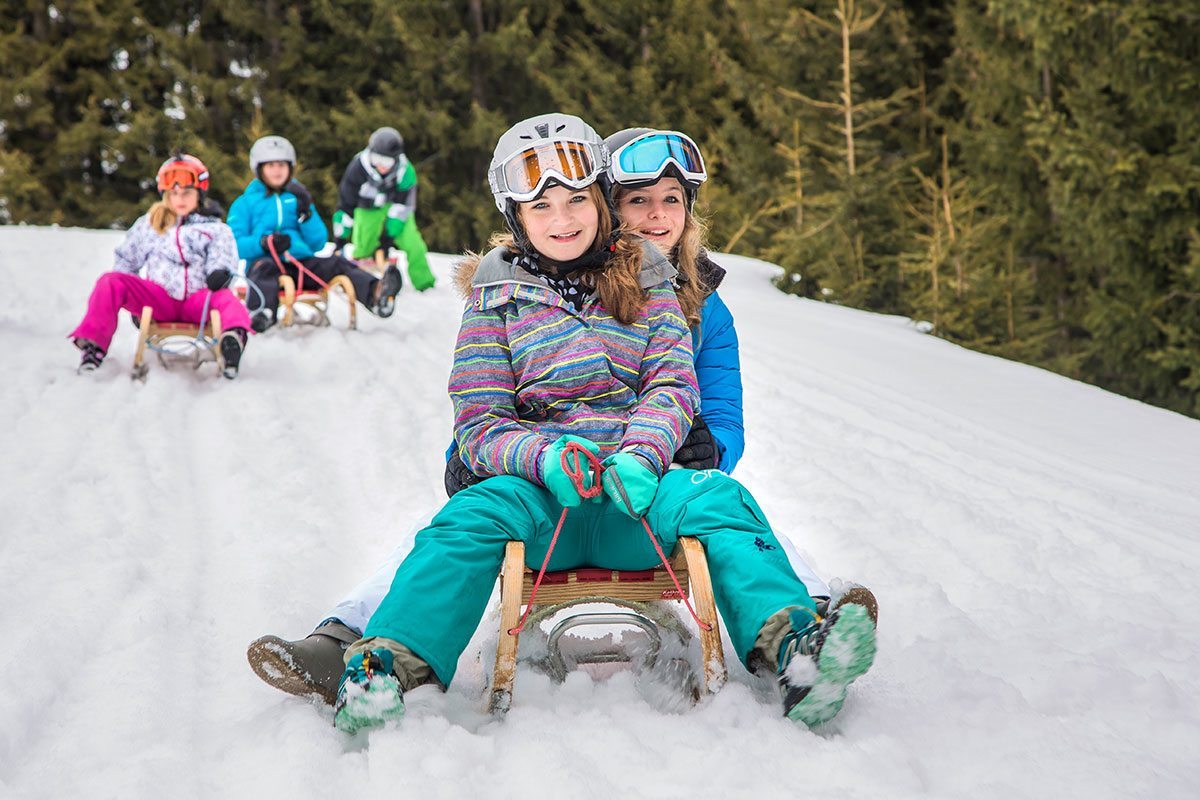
368,127,405,159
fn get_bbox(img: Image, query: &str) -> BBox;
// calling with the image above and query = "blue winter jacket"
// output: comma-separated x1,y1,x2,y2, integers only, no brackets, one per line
226,179,328,262
693,290,744,473
444,287,746,473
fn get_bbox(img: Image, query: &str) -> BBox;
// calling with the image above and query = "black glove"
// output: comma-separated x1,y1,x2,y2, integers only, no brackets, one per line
334,235,351,253
444,451,485,499
674,415,720,470
205,268,232,291
287,180,313,222
260,232,291,254
379,232,396,253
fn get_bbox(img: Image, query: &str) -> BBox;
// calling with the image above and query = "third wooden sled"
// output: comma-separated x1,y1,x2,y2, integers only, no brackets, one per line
489,537,726,714
278,274,357,330
131,305,222,381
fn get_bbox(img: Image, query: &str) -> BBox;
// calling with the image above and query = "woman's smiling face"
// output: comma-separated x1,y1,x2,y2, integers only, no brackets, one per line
616,177,687,253
517,184,599,262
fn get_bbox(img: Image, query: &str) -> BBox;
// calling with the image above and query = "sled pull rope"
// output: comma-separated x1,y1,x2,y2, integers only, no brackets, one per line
266,237,331,295
507,441,712,635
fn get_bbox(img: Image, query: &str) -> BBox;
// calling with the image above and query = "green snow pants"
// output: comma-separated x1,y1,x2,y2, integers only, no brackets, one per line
350,207,435,291
362,469,817,686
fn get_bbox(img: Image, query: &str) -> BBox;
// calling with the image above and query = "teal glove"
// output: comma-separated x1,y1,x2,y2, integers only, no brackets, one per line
601,452,660,518
541,435,602,507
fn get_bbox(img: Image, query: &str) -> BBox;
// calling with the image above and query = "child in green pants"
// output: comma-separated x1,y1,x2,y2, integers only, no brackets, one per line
332,127,435,292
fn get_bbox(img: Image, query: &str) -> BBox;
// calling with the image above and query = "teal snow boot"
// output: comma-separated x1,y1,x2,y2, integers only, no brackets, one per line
778,604,876,727
334,649,406,734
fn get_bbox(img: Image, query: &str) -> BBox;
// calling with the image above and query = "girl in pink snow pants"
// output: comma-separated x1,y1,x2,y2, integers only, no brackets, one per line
70,153,252,378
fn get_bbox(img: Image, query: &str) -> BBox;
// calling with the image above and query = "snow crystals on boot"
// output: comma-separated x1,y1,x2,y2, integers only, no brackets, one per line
333,650,406,734
779,604,877,728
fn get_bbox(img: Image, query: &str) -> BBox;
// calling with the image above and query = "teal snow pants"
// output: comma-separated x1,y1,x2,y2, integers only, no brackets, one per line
362,469,817,686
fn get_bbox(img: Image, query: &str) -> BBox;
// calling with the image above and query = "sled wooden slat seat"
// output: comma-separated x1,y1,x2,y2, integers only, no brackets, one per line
278,274,357,330
490,536,726,714
131,306,222,381
518,563,691,605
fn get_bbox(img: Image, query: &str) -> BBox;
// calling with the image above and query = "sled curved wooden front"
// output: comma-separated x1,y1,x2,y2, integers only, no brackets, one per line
131,306,222,381
278,274,357,330
489,537,726,714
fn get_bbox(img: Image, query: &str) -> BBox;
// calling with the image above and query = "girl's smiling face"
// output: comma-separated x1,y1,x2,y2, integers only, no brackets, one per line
616,177,687,253
165,186,200,216
260,160,291,190
518,184,599,262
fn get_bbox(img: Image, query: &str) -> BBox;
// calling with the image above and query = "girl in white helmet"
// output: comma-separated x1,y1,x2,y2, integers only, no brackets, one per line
327,113,876,735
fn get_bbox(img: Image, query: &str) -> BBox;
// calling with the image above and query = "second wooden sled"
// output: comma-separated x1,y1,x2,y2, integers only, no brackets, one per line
489,536,726,714
279,274,357,330
131,305,222,381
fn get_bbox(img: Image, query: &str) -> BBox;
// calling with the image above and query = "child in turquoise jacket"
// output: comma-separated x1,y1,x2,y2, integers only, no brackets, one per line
228,135,402,331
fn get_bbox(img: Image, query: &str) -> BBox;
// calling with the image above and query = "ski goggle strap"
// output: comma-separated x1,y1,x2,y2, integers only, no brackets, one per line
157,166,207,192
489,139,604,204
610,131,706,187
370,153,400,172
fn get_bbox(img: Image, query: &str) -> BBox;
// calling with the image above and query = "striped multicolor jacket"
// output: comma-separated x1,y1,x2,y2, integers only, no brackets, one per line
450,242,699,484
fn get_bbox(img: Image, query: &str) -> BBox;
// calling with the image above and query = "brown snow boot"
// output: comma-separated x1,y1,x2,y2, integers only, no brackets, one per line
246,620,360,705
830,583,879,626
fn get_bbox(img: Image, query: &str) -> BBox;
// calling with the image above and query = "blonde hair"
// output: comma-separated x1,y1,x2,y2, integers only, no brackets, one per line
148,200,178,234
612,185,709,327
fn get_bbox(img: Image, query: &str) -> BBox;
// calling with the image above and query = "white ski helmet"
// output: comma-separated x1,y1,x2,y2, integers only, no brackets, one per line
487,113,609,216
249,135,297,172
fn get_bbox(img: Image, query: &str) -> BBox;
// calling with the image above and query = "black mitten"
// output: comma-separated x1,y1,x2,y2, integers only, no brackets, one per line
674,415,720,470
260,232,291,254
205,269,232,291
287,180,313,222
444,451,484,499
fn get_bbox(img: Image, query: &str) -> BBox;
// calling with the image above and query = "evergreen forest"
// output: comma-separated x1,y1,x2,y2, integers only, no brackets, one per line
2,1,1198,416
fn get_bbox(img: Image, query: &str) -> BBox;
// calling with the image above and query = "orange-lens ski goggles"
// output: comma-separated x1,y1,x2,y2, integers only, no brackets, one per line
489,139,604,203
157,167,203,192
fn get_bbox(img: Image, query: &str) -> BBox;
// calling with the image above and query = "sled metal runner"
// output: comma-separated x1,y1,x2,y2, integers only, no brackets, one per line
131,305,222,381
278,274,357,330
490,536,727,714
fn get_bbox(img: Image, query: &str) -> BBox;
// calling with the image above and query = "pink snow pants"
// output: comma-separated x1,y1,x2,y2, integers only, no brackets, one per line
70,272,252,352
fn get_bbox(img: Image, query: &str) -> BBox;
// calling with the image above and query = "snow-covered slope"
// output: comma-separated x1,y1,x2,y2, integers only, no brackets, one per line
2,226,1197,799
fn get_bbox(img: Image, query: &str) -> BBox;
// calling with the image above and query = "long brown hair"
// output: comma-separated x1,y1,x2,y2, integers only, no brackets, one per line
467,183,650,324
612,185,709,327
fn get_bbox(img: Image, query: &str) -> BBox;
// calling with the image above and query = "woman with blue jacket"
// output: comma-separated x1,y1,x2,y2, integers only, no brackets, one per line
228,136,403,332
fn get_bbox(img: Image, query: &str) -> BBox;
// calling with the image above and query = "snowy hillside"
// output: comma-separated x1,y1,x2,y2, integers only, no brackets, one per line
2,226,1198,799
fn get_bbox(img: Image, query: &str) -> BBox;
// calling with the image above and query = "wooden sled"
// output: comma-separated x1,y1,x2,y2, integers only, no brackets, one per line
278,274,357,330
131,306,222,381
490,536,726,714
352,249,389,278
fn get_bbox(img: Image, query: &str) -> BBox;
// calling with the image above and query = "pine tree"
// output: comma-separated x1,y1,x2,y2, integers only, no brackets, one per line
767,0,921,311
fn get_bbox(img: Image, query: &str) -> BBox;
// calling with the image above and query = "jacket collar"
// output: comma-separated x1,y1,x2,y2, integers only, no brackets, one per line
471,239,677,290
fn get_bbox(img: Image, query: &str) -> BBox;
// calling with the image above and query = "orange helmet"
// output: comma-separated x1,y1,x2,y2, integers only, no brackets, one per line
156,153,210,194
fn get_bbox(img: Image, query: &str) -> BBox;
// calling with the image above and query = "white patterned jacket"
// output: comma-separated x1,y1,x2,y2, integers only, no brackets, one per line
112,210,238,300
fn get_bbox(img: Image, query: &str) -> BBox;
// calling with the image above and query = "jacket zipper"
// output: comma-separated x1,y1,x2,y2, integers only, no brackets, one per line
175,223,190,299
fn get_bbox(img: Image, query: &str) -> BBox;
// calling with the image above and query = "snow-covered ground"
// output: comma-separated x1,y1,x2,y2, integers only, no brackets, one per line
2,226,1198,799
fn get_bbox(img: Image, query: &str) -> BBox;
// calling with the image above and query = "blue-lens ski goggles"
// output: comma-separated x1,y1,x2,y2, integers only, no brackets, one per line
609,131,707,189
